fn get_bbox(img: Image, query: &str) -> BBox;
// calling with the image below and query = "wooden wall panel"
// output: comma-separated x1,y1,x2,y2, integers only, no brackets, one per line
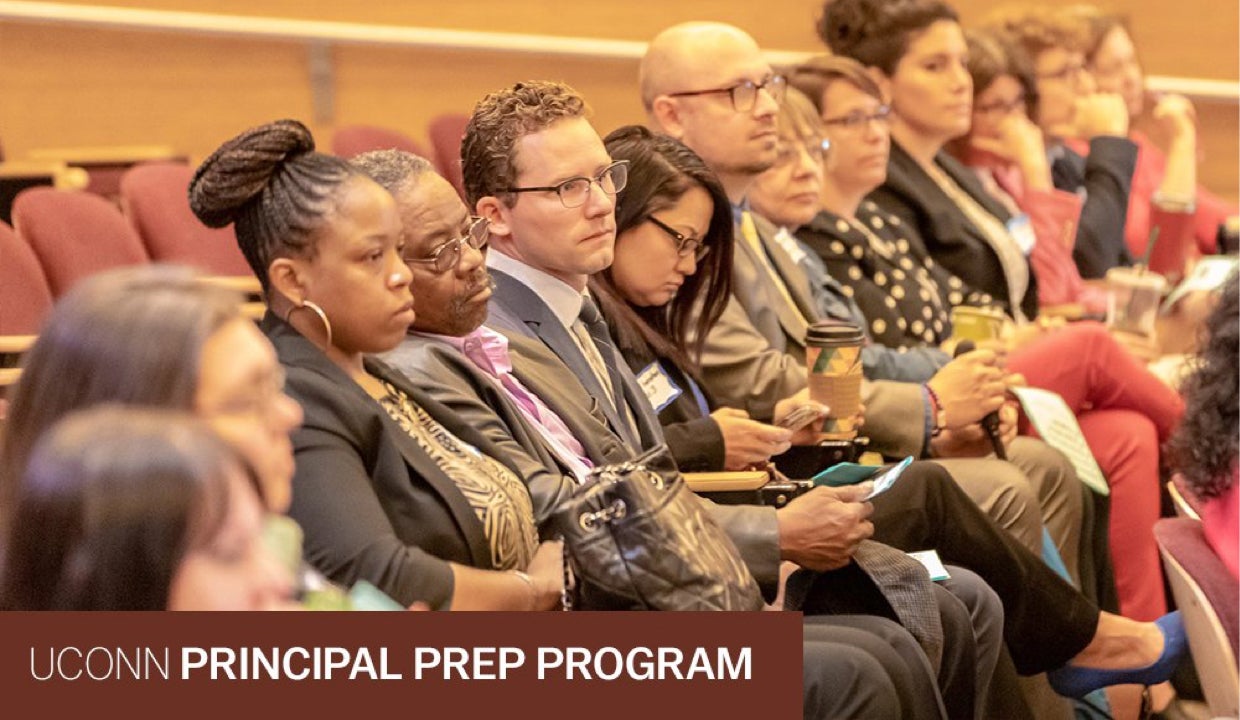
0,1,1235,200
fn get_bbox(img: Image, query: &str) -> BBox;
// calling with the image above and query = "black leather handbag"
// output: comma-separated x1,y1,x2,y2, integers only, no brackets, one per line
550,444,763,611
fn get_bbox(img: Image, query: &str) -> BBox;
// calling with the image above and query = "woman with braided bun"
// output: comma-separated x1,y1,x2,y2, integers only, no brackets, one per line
189,119,568,611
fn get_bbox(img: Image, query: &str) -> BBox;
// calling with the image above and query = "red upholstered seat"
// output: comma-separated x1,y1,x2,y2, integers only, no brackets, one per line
12,187,149,297
428,113,470,199
1155,517,1239,717
331,125,428,160
0,219,52,335
120,161,252,277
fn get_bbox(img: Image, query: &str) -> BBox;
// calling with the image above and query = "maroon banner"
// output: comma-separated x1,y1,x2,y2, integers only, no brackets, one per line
0,611,802,719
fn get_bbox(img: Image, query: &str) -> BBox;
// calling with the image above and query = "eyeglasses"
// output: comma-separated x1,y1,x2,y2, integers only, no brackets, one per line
821,105,892,132
1037,62,1087,83
210,366,288,421
504,160,629,209
774,138,831,167
404,216,490,274
974,94,1027,117
647,216,712,262
666,74,788,113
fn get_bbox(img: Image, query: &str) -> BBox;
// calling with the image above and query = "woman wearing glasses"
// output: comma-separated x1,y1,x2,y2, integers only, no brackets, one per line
944,30,1108,315
589,124,816,472
188,119,567,611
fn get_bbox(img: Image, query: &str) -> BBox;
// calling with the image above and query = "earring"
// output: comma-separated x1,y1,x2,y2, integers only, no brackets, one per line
284,300,333,349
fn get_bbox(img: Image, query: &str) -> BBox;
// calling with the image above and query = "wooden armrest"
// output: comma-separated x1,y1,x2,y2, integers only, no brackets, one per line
0,161,89,190
0,368,22,387
0,335,36,354
198,275,263,297
27,145,181,165
240,302,267,321
682,471,769,492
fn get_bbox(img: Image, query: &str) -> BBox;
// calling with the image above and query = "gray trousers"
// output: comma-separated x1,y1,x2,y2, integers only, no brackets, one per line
933,437,1083,586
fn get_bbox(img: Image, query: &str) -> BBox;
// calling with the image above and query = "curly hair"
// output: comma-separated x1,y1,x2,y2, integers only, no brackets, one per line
817,0,958,75
188,119,361,290
460,81,589,208
981,5,1090,58
1168,275,1239,499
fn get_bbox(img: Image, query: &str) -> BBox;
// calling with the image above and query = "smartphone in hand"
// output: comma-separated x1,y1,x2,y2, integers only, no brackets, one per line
777,403,826,431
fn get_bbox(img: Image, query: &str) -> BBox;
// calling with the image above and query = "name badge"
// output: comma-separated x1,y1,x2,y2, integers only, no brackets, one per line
636,362,683,412
773,227,808,265
1007,214,1036,256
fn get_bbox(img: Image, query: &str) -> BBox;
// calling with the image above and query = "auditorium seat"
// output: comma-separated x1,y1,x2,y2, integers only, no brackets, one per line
428,113,470,199
331,124,428,160
0,219,46,392
12,187,149,297
120,161,253,277
0,219,52,335
1155,517,1239,717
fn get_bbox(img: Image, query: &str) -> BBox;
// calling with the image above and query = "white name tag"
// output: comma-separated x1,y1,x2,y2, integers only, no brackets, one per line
636,362,683,412
907,550,951,582
1007,214,1037,256
773,227,808,265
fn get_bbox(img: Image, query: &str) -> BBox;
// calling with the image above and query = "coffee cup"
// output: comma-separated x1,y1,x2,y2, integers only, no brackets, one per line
949,306,1007,343
1105,267,1166,338
805,321,864,440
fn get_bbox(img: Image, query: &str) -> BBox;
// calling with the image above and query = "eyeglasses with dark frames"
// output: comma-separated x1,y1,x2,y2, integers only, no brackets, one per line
503,160,629,209
666,74,788,113
821,105,893,132
404,216,490,274
647,216,712,262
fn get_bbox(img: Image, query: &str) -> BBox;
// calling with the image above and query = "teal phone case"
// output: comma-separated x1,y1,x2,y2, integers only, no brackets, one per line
811,462,881,487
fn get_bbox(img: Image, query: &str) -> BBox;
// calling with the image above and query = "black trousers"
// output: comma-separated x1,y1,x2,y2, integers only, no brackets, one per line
862,460,1099,675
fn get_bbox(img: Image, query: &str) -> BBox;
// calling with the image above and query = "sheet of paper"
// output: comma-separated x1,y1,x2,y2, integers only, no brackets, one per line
1010,386,1109,496
907,550,951,581
1162,256,1238,310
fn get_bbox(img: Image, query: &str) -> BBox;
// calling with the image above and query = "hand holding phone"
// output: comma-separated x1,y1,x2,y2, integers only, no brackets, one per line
777,402,828,431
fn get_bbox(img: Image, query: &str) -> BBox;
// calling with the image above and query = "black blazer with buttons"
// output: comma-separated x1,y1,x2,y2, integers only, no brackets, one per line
869,141,1040,321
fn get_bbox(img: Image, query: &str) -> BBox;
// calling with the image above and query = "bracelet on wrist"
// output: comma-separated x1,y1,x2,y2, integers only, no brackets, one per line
512,570,537,611
924,384,946,437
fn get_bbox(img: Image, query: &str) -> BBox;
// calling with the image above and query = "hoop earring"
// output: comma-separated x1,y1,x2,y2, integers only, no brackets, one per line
284,300,333,349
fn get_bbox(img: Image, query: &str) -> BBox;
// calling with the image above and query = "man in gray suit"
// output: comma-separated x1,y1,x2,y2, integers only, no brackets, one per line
639,22,1083,578
356,146,1010,719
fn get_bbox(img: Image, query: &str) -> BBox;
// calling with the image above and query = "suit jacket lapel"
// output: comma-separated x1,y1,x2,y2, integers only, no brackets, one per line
504,332,639,464
753,213,818,346
488,268,638,449
262,314,490,568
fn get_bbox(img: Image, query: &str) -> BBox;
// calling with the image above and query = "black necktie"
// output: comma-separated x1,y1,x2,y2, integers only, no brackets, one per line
578,297,640,447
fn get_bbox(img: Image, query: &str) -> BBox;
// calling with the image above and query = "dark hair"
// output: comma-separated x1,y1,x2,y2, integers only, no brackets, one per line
788,55,885,115
188,119,362,291
945,29,1041,156
1068,5,1131,65
1168,275,1239,500
817,0,959,75
0,266,244,532
0,407,244,610
590,126,733,373
461,81,589,208
350,149,437,199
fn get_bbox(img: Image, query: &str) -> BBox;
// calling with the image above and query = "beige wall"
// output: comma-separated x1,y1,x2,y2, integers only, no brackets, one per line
0,0,1235,199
